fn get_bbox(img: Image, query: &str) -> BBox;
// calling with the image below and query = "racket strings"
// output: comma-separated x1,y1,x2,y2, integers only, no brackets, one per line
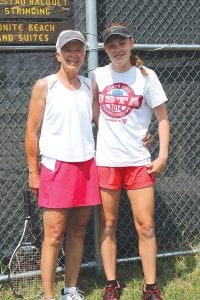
10,246,42,299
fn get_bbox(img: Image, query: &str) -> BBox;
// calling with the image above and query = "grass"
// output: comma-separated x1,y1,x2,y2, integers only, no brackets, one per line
0,252,200,299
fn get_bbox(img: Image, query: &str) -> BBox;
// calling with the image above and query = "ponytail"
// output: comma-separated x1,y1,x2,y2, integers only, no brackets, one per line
130,53,148,76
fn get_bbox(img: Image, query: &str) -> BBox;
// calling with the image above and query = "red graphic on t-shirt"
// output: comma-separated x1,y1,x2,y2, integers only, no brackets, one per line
99,83,143,118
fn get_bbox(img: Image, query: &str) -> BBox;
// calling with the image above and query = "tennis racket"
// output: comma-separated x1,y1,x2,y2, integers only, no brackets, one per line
8,190,42,299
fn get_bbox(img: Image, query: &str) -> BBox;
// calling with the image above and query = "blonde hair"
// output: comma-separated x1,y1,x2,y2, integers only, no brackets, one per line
104,22,148,76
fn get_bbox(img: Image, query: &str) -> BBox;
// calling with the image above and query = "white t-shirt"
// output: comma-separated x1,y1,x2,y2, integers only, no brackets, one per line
92,64,168,167
39,74,95,170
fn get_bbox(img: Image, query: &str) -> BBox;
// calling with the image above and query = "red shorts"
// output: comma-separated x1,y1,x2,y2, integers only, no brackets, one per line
38,158,101,208
98,166,155,190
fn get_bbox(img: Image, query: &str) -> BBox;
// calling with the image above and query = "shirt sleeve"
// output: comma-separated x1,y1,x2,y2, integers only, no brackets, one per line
90,70,96,81
144,69,168,108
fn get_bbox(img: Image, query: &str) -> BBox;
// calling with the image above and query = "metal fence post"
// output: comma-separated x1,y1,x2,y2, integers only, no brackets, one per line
86,0,99,74
85,0,102,273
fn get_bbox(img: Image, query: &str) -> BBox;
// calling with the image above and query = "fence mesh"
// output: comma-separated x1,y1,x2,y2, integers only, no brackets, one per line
0,0,200,281
97,0,200,44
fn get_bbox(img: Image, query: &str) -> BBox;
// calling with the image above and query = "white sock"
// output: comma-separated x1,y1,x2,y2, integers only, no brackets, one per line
64,286,77,293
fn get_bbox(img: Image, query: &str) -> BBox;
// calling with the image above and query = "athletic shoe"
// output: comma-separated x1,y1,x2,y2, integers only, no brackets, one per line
103,281,120,299
60,288,84,300
143,285,163,300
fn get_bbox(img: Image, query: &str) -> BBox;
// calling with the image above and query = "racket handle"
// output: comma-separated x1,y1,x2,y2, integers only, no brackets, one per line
23,190,31,218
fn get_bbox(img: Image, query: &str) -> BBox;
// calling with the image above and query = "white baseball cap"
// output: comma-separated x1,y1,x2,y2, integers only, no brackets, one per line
56,30,86,51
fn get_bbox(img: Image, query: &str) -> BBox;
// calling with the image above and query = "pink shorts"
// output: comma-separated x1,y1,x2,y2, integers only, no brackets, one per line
38,158,101,208
98,166,155,190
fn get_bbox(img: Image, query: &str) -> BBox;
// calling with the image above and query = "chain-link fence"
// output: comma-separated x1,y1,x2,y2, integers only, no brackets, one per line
96,0,199,44
0,0,200,281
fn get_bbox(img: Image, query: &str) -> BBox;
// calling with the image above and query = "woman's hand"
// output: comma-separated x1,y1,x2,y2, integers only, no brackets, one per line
146,156,168,176
143,131,151,148
29,171,39,196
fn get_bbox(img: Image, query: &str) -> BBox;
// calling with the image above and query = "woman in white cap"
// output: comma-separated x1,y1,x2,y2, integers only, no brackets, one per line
92,23,170,300
25,30,101,300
